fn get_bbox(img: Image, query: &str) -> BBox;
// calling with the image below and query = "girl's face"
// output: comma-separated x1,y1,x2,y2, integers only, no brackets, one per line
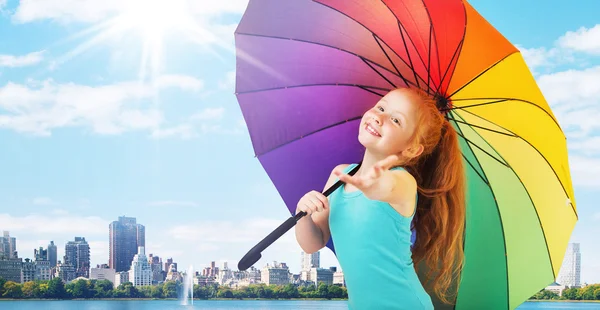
358,89,421,158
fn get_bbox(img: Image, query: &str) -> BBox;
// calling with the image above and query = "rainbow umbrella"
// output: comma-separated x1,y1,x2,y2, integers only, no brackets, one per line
234,0,577,308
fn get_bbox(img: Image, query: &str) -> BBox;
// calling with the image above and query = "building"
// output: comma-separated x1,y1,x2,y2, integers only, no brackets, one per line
65,237,90,278
301,251,320,270
557,243,581,287
35,260,53,281
34,247,48,261
545,282,568,296
148,254,163,284
165,263,182,282
109,216,145,272
48,241,58,267
90,265,116,285
261,261,290,285
0,256,22,283
333,270,345,286
128,246,152,287
114,271,129,287
0,231,17,258
56,260,76,282
22,258,36,283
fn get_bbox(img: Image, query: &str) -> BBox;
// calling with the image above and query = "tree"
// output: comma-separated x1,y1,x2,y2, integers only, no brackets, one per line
22,281,40,298
162,281,179,298
562,287,579,300
0,277,6,296
94,280,113,298
46,278,67,299
2,281,23,298
328,285,345,299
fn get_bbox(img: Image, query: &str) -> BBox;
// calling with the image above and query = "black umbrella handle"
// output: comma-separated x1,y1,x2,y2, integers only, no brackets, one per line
238,163,361,271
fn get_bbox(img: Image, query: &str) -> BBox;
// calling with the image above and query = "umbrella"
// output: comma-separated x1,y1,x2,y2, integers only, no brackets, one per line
233,0,578,309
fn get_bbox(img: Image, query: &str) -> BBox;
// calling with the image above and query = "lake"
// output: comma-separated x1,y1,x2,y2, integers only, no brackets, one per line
0,300,598,309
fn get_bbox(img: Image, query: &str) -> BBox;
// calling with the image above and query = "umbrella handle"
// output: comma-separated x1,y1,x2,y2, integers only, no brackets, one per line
237,163,361,271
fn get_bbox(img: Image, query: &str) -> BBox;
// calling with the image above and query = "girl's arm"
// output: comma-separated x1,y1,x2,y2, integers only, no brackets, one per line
295,164,348,253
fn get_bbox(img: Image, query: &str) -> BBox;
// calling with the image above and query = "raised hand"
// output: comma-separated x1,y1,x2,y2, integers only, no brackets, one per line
333,155,400,198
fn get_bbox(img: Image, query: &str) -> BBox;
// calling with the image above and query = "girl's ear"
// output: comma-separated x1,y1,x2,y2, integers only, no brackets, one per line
402,143,424,160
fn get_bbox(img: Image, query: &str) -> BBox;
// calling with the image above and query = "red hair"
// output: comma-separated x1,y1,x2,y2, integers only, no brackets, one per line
397,88,466,305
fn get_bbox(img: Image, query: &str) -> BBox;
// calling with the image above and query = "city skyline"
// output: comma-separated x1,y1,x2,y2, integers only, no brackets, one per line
0,0,599,285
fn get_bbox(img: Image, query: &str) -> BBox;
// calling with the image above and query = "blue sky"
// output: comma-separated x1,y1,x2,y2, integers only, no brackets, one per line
0,0,599,284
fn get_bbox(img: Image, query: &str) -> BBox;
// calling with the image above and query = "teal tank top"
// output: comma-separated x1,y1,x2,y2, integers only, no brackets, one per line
329,163,434,310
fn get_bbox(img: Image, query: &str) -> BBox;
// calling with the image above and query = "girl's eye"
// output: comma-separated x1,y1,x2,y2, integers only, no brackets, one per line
392,118,400,125
377,106,384,112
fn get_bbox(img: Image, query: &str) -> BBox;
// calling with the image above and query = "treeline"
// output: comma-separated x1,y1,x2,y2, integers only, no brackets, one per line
530,284,600,301
0,277,347,300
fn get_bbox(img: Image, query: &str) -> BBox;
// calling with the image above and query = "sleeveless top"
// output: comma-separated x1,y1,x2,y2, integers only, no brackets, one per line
329,163,434,310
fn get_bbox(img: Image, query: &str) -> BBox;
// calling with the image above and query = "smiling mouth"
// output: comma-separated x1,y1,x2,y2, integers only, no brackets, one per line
365,123,381,137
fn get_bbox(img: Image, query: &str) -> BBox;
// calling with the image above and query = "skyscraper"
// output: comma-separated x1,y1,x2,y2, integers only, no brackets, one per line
128,246,152,287
109,216,146,272
65,237,91,278
301,251,320,271
48,241,57,267
557,243,581,287
0,231,17,258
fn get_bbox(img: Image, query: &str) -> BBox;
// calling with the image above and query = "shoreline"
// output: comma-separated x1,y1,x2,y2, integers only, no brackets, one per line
0,298,348,301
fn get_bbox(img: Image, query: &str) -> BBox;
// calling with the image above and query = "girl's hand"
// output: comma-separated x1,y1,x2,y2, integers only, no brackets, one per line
333,155,400,199
296,190,329,215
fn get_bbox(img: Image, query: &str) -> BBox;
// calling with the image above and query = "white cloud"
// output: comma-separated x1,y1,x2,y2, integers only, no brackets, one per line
32,197,57,206
594,212,600,221
0,51,45,67
517,46,560,72
151,124,195,140
558,24,600,55
218,71,236,91
0,75,203,136
533,65,600,189
0,213,108,235
190,107,225,121
148,201,199,207
568,155,600,190
12,0,248,24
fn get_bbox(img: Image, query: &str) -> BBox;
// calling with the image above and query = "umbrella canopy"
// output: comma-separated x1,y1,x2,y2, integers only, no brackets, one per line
234,0,577,308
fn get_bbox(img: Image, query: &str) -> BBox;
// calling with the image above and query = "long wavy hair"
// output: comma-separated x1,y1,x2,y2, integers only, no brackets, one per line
396,87,466,305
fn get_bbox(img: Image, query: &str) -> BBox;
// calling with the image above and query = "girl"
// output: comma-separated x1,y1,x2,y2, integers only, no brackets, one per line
294,87,466,309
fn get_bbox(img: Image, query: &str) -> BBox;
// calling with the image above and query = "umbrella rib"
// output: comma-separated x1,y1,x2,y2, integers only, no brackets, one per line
372,34,413,88
419,0,438,95
419,0,444,95
381,0,438,91
234,32,408,84
452,111,559,287
453,129,510,168
255,117,363,158
360,57,397,88
447,52,515,99
449,113,510,308
358,86,388,97
456,109,578,220
461,153,489,186
447,117,516,137
437,39,464,95
235,83,392,95
446,97,566,142
306,1,430,90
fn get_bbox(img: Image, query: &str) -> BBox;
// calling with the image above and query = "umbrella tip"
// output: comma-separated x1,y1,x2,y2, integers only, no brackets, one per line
434,93,451,114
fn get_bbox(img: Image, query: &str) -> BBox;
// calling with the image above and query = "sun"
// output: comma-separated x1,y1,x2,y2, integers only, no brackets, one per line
116,0,192,44
52,0,222,84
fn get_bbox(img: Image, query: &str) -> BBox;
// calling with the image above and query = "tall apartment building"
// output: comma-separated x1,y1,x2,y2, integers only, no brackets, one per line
557,243,581,287
48,241,57,267
109,216,145,272
65,237,91,278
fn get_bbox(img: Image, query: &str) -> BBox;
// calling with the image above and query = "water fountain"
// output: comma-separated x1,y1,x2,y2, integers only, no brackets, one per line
180,265,194,306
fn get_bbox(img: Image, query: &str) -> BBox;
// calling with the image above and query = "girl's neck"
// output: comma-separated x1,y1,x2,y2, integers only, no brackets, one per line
357,149,394,176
